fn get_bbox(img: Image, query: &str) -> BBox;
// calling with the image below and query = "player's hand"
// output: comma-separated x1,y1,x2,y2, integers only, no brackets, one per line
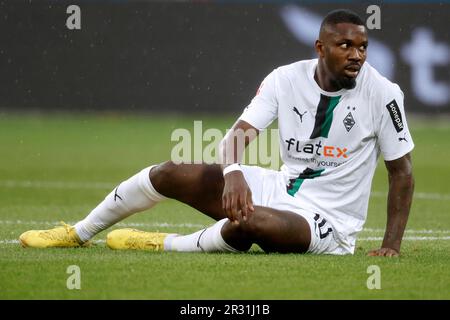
367,248,399,257
222,171,254,224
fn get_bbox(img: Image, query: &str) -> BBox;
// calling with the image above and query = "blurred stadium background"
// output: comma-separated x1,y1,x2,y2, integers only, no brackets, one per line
0,1,448,115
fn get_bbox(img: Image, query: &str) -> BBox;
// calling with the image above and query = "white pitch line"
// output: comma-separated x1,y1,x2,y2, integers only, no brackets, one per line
371,191,450,201
0,180,114,190
0,240,20,244
1,180,450,201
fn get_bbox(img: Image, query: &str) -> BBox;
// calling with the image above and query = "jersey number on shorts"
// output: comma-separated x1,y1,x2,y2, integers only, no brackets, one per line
314,214,333,239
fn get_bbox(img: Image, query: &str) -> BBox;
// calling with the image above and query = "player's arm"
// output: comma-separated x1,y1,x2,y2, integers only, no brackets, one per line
219,119,259,224
368,153,414,257
220,69,278,223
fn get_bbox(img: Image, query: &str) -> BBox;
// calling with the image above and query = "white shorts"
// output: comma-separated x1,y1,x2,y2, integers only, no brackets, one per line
241,165,345,255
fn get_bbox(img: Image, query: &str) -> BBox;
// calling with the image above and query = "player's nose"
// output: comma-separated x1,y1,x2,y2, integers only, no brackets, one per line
349,48,363,62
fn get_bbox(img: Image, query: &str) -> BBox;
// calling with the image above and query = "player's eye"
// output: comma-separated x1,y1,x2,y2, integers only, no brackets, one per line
339,43,349,49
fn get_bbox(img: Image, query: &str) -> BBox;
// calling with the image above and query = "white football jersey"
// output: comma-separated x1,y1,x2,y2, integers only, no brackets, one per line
239,59,414,253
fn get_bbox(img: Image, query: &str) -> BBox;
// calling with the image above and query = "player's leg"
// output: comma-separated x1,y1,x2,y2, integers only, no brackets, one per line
74,161,225,242
149,161,226,221
221,206,311,253
107,205,311,254
167,205,311,253
19,161,225,248
107,164,312,253
19,165,166,247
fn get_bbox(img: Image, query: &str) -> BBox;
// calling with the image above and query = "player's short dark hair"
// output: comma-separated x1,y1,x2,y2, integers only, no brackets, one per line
320,9,365,33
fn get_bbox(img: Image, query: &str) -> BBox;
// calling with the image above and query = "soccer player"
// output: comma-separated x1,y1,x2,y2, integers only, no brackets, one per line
20,9,414,256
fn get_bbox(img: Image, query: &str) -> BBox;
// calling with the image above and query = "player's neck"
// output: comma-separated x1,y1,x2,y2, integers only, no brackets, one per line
314,61,342,92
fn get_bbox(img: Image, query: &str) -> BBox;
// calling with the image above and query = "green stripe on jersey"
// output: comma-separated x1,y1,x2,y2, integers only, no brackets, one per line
321,96,341,137
287,178,305,196
286,168,325,196
310,95,341,139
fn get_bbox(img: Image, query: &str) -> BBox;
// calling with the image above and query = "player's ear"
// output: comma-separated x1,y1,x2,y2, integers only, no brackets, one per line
315,40,325,58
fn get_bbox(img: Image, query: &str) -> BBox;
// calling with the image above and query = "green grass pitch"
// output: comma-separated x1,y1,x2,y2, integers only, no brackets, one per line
0,113,449,299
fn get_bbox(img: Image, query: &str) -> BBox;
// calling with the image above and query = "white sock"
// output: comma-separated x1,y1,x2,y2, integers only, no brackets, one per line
164,218,240,253
75,166,166,242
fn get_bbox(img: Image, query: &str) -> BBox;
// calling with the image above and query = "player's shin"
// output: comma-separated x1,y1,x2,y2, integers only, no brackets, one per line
74,165,166,242
165,218,240,253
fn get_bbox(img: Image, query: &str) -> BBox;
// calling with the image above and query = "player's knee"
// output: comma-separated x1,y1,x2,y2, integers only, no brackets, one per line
235,207,272,238
149,160,179,191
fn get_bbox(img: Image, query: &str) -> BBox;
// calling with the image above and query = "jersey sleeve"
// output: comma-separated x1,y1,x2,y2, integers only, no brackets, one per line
238,70,278,131
376,84,415,161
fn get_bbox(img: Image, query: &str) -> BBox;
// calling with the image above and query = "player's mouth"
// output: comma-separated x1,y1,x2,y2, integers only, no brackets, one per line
344,64,361,78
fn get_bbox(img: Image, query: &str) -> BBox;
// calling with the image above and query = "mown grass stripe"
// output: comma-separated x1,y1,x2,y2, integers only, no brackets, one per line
2,236,449,245
1,220,448,234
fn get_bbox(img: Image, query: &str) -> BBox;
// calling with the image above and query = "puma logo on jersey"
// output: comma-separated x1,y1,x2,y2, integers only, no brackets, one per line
398,133,408,143
293,107,307,123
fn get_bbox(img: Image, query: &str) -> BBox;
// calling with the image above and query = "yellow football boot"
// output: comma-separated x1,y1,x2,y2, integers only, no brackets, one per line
19,222,85,248
106,228,168,251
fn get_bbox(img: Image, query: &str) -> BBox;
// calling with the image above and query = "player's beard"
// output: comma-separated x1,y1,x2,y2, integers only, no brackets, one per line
332,76,357,90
